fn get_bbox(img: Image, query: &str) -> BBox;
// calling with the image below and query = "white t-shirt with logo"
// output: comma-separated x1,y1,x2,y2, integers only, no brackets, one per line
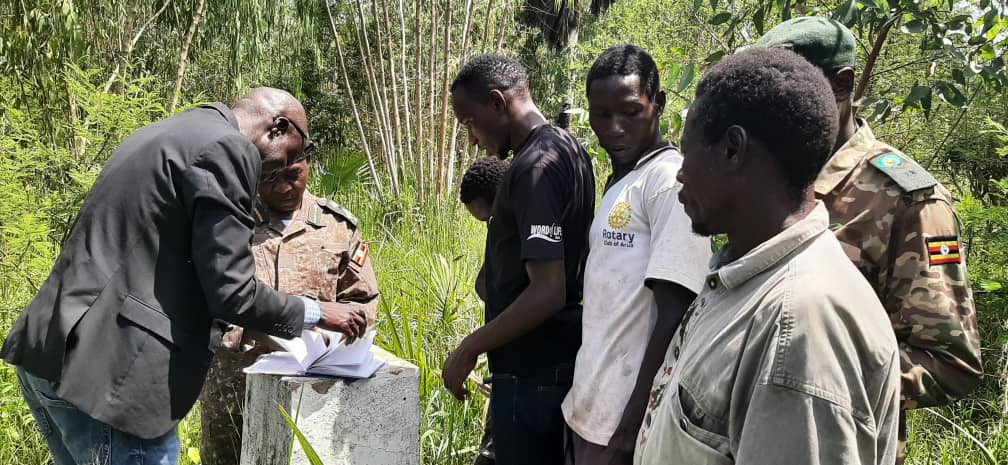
561,146,711,446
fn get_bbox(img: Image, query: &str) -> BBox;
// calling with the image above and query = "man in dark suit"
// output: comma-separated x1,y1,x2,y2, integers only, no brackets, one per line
2,88,368,465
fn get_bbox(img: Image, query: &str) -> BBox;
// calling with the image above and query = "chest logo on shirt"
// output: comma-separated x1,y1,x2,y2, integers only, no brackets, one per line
602,201,635,248
529,224,563,243
608,201,632,229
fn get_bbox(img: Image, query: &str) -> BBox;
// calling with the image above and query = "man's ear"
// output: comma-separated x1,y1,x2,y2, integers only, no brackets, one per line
829,68,855,101
722,125,748,169
269,117,288,139
488,89,508,113
654,90,667,115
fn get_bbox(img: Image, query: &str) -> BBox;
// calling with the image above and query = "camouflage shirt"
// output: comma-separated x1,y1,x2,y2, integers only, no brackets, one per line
815,120,982,409
199,190,379,465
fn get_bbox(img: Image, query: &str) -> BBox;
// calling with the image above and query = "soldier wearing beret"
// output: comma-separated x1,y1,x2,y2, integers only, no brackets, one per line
199,153,380,465
757,17,983,463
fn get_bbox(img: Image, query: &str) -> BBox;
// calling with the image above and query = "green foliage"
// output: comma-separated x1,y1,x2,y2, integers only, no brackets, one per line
277,403,327,465
325,184,489,465
0,66,169,464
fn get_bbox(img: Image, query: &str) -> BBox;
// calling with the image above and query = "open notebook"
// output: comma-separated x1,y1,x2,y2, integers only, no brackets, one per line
243,329,385,379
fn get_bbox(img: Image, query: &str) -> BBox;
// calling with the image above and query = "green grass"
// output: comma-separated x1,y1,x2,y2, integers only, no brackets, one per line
1,177,1006,465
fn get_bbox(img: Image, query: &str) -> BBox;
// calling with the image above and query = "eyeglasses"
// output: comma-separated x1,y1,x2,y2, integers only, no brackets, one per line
261,165,303,185
261,116,315,185
275,116,316,163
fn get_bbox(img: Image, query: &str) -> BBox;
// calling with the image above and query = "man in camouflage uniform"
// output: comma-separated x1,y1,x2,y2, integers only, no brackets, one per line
758,17,983,463
199,152,380,465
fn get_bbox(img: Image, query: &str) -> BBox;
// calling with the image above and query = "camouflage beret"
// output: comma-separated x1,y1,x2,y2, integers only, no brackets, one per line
756,16,857,71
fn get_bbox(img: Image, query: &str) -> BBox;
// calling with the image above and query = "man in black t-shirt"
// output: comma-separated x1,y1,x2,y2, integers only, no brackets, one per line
443,54,596,465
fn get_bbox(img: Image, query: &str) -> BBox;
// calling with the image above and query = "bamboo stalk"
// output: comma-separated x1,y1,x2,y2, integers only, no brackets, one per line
436,0,454,197
370,0,397,181
324,0,384,195
414,0,426,199
427,2,438,196
495,1,509,53
480,0,496,53
397,0,415,186
445,0,477,188
352,0,394,185
170,0,206,113
103,0,172,94
380,0,405,193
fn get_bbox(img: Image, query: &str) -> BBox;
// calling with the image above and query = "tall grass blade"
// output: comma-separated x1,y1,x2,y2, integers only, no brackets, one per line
923,407,998,464
276,402,327,465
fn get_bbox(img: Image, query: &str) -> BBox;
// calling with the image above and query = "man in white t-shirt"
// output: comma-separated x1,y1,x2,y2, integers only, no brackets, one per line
562,45,711,465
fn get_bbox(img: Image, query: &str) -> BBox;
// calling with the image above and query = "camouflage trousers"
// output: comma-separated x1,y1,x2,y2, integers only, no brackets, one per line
199,349,266,465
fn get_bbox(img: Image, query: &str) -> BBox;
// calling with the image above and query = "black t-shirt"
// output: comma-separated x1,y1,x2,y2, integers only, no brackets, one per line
483,125,595,375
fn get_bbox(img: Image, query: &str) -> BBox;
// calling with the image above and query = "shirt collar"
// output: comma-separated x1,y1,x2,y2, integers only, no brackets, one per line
255,191,317,237
633,144,676,170
202,102,240,130
709,202,830,290
813,119,877,195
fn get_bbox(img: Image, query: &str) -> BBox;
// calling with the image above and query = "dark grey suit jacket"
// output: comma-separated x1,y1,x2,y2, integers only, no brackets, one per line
1,103,305,439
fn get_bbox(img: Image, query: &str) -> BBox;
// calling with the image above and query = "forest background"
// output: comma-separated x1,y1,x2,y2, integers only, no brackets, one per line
1,0,1007,464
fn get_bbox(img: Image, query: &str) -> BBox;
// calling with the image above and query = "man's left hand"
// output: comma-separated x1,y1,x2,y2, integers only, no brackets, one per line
443,340,478,401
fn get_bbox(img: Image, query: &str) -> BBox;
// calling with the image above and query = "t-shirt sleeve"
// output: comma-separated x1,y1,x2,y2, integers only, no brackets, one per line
643,167,711,294
510,163,568,262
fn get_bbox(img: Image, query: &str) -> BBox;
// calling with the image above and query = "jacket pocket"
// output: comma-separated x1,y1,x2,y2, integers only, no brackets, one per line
118,295,178,349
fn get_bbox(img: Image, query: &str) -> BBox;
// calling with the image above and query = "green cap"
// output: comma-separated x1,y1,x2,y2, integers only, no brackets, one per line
756,16,856,71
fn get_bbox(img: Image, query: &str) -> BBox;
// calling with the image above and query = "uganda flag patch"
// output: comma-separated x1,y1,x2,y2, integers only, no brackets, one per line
927,236,961,266
351,240,369,267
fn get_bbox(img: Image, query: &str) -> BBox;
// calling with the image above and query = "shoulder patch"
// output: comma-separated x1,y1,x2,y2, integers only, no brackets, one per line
315,197,359,228
926,236,962,266
868,152,938,192
350,240,369,267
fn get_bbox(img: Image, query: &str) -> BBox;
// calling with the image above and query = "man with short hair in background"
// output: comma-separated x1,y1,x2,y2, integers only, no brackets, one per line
757,18,982,463
442,54,595,465
459,156,510,465
635,47,900,465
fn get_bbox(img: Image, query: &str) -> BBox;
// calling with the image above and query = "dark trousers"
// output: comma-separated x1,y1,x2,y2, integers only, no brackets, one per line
489,365,573,465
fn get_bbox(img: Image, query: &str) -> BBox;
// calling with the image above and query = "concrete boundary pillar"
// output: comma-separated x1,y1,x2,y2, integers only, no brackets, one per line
241,347,421,465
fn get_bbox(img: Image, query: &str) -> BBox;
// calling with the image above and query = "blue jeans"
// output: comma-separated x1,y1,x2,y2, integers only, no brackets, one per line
17,367,180,465
489,365,574,465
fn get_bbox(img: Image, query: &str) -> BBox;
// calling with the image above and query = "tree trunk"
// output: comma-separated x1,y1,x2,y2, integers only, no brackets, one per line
325,0,384,196
170,0,206,113
854,15,898,103
104,0,172,94
414,0,426,199
437,0,454,197
446,0,477,187
481,0,497,52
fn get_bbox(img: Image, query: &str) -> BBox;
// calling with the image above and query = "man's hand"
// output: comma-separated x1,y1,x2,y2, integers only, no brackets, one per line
316,302,367,343
443,339,478,400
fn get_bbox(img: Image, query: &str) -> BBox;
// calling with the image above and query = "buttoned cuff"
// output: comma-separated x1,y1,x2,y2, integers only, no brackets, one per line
300,296,321,328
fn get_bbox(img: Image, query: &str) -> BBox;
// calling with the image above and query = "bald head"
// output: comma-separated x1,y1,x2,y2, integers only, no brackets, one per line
233,87,308,132
232,87,312,173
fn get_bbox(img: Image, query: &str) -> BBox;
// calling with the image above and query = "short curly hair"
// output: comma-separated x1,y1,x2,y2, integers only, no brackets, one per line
693,47,838,201
586,45,660,100
459,157,509,204
451,54,529,101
